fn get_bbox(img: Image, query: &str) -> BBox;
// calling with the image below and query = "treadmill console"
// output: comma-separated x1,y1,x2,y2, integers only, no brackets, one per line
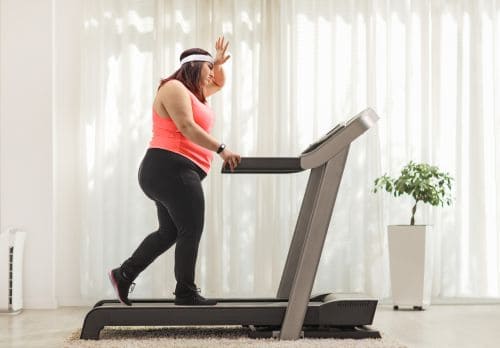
301,110,371,155
301,121,346,154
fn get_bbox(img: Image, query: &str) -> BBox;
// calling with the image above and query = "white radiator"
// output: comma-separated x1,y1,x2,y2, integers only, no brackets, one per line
0,229,26,314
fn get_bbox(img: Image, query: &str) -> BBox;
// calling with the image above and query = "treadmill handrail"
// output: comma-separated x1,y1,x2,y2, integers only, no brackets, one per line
221,108,379,173
221,157,302,174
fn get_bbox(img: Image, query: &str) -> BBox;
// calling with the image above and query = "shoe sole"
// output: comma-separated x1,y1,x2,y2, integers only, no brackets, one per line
174,298,218,306
174,302,218,306
108,270,131,306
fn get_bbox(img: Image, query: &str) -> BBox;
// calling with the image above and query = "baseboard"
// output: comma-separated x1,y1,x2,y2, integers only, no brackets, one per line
24,296,95,308
378,297,500,305
23,297,58,309
431,297,500,305
24,296,500,308
56,296,94,307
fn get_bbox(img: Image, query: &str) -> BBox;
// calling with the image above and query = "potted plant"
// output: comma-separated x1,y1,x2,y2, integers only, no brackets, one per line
373,161,453,310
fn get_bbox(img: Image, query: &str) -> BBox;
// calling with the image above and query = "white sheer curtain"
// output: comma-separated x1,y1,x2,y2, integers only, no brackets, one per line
79,0,500,301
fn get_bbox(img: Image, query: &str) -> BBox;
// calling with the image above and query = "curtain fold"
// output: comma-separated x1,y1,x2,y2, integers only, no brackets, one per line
79,0,500,301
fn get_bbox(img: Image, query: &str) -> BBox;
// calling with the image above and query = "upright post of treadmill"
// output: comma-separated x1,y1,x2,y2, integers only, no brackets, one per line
278,148,349,340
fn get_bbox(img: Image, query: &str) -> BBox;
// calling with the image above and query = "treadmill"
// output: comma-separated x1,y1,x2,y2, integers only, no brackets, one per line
80,108,380,340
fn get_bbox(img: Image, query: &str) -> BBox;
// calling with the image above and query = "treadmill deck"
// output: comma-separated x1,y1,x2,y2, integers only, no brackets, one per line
81,297,378,339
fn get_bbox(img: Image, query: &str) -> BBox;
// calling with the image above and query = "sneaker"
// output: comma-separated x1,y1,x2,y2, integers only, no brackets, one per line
108,268,135,306
174,289,218,306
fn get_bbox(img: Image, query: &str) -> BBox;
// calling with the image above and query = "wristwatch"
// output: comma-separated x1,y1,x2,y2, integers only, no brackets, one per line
216,143,226,154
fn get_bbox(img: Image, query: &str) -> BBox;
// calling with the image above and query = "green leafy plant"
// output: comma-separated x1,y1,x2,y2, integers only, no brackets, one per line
373,161,453,225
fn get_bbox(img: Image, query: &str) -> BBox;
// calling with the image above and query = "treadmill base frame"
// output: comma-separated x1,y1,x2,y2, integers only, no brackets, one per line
248,325,381,339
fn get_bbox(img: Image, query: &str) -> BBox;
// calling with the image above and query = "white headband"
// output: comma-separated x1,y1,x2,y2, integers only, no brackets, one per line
180,54,214,65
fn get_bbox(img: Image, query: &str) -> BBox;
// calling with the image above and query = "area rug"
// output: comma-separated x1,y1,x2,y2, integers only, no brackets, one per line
65,326,407,348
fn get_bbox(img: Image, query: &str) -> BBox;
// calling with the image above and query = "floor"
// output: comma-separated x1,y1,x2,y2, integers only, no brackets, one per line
1,304,499,347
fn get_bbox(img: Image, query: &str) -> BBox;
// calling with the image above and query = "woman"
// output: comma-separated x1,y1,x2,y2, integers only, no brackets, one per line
109,36,241,306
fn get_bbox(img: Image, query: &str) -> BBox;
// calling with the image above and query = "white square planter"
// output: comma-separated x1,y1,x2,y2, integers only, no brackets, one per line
388,225,433,310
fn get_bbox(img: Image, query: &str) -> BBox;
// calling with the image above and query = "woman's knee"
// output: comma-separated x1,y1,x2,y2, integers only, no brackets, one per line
177,224,203,240
156,227,177,246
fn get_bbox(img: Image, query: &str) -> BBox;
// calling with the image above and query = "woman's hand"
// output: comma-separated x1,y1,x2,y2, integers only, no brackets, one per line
219,147,241,172
214,36,230,65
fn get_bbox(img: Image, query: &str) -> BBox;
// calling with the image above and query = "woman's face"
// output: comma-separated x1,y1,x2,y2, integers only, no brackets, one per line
199,62,214,88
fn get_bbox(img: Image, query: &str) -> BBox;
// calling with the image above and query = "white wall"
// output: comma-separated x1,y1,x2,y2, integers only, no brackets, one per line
0,0,83,308
53,0,85,307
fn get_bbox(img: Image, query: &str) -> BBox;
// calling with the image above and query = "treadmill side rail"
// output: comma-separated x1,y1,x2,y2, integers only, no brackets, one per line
221,157,302,174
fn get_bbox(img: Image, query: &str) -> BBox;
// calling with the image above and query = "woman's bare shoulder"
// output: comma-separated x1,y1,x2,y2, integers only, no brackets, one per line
157,80,191,110
159,79,188,96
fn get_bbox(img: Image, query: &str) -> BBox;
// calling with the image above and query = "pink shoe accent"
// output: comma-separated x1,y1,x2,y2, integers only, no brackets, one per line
108,270,129,306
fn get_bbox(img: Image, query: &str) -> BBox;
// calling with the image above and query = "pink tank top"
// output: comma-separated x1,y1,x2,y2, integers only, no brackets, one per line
149,89,215,174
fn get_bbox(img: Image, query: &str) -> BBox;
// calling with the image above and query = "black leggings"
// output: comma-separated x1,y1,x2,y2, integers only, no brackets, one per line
121,148,207,296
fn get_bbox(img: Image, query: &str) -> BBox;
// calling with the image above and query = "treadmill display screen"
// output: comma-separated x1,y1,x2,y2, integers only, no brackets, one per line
301,121,346,154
